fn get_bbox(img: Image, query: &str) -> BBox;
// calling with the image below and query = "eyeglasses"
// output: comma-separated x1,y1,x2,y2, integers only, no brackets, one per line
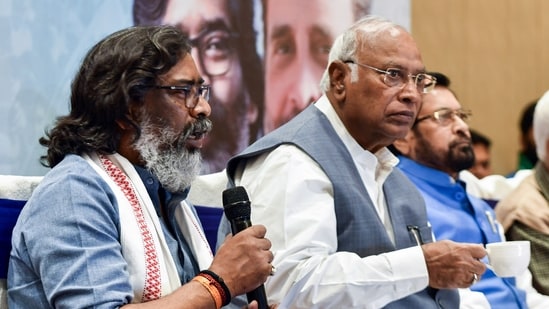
415,108,472,126
189,29,238,76
154,84,211,109
344,61,437,93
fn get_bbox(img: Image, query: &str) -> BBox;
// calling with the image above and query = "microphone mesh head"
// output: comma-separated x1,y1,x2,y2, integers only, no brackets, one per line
222,186,249,205
222,186,251,220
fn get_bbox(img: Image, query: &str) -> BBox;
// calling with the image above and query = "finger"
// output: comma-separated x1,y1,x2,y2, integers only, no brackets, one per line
259,237,272,251
468,244,488,259
531,216,549,234
471,258,487,275
250,224,267,237
541,217,549,234
246,300,258,309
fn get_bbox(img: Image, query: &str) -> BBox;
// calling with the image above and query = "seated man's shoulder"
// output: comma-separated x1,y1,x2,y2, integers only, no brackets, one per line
40,154,103,189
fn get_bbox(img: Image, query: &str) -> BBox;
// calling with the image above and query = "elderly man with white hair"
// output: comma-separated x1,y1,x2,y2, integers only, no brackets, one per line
496,89,549,295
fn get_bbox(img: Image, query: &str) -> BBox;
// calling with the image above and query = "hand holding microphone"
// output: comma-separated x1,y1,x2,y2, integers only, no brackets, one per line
209,188,273,309
222,186,271,309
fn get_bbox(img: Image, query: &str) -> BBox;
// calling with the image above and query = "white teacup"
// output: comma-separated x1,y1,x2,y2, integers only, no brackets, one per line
485,241,530,277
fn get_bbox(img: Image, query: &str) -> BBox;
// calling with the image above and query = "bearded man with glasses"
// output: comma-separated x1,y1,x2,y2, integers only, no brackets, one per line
393,71,549,309
7,25,277,309
133,0,264,173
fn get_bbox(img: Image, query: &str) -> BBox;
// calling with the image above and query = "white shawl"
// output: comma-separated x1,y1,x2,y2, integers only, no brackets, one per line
84,153,213,302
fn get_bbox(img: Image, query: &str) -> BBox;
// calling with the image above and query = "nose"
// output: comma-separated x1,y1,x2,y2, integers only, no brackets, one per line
286,66,322,114
453,113,470,135
399,79,422,107
190,96,211,118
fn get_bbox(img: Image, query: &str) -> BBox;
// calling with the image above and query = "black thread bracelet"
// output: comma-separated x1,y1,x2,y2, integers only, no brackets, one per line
200,270,232,306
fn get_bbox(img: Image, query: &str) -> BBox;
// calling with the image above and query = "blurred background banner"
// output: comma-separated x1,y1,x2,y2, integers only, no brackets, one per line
0,0,134,175
0,0,410,176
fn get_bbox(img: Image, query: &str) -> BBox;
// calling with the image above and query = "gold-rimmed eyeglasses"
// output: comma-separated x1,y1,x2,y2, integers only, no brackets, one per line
344,61,437,94
415,108,472,126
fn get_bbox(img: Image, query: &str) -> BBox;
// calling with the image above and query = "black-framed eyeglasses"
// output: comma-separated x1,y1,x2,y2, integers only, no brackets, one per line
344,61,437,93
154,84,211,109
415,108,472,126
189,29,239,77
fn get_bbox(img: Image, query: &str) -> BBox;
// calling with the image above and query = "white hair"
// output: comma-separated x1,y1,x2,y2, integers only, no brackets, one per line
534,90,549,162
319,15,404,92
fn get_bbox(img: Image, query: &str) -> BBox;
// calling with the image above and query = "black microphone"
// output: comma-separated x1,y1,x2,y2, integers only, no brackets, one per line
222,186,268,309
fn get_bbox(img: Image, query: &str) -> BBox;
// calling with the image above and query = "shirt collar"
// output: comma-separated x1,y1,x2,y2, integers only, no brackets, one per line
397,156,456,185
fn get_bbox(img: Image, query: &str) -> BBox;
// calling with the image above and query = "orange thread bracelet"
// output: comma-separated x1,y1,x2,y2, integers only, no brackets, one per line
199,270,231,306
192,275,222,309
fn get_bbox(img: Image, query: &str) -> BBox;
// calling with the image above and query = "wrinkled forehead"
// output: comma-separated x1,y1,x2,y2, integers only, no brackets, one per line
359,29,425,74
158,53,204,85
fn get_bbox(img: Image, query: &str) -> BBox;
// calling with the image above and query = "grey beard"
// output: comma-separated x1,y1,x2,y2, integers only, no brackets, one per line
133,119,202,193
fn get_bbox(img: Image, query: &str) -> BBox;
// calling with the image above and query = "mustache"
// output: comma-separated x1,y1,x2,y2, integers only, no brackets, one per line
449,131,472,148
449,138,472,151
182,116,213,140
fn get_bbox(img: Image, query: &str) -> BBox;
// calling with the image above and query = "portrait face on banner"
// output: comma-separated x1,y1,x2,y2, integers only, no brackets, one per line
262,0,371,133
133,0,264,174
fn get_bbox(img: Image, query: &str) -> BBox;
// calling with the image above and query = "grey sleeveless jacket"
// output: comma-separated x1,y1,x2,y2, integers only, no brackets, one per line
225,104,459,308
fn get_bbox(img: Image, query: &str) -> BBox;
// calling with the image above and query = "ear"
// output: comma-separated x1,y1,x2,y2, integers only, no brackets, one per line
116,118,131,131
393,130,415,156
115,113,140,163
117,104,141,131
328,61,348,100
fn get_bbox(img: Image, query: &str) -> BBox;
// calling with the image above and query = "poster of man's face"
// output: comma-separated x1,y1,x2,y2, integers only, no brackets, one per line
134,0,263,174
263,0,376,135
